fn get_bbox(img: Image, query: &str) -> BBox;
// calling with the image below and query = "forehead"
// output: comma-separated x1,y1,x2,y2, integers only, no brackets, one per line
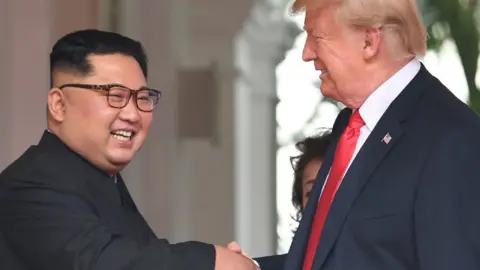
304,6,337,33
84,54,146,87
302,159,323,179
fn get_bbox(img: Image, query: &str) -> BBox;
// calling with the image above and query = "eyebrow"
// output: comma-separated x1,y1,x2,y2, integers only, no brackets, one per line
303,178,316,187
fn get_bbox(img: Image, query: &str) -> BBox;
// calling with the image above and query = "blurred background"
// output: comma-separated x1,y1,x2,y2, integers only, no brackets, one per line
0,0,479,258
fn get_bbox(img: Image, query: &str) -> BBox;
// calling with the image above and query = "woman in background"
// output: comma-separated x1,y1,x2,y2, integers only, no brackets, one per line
290,131,332,225
228,131,333,267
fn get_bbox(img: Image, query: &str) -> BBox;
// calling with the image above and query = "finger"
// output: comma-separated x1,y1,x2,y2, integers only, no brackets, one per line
226,241,242,253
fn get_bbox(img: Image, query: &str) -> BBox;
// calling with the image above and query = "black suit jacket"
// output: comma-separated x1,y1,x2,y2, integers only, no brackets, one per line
262,65,480,270
0,131,215,270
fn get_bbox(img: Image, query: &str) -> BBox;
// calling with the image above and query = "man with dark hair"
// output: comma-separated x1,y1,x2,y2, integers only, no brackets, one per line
0,29,258,270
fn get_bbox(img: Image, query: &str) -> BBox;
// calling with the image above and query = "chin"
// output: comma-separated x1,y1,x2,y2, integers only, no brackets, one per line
112,156,133,165
320,84,340,100
320,87,333,98
107,150,135,167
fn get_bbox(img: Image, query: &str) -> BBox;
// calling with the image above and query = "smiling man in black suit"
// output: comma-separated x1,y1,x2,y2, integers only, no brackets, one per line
0,29,259,270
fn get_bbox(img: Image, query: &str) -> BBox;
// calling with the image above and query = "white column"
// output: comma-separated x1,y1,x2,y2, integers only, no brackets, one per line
174,0,258,246
234,0,295,256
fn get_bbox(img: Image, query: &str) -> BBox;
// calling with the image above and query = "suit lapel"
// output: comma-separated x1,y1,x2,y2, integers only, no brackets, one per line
37,131,123,206
116,174,140,213
311,113,404,269
284,108,351,270
310,65,434,269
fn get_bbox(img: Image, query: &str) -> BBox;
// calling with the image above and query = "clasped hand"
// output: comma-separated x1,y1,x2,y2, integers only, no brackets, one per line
214,242,260,270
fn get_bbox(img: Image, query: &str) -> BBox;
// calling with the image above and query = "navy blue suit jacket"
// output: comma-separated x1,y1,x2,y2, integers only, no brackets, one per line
259,65,480,270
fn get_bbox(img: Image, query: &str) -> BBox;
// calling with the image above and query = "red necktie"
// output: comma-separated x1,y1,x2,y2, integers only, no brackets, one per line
302,110,365,270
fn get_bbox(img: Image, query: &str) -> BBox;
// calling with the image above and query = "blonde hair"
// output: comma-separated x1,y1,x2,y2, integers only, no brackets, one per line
291,0,427,59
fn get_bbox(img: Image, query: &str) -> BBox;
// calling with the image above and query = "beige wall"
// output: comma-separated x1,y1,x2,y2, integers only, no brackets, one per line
118,0,255,246
52,0,99,39
0,0,102,170
0,0,11,169
0,0,51,168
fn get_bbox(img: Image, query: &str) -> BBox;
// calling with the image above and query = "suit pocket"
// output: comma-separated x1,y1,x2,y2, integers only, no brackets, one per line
347,211,412,247
349,207,409,221
352,210,407,221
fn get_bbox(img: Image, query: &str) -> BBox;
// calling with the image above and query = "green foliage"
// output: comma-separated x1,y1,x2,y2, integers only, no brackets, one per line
426,22,450,51
423,0,480,113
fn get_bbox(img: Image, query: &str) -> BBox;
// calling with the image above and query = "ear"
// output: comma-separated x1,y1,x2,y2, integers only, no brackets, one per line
362,28,382,60
47,88,67,122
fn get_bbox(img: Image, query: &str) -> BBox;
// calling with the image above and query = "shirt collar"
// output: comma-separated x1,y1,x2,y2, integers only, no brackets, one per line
359,58,421,131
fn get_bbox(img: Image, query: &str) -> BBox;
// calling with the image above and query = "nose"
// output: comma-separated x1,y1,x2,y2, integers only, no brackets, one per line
118,98,141,123
302,36,317,62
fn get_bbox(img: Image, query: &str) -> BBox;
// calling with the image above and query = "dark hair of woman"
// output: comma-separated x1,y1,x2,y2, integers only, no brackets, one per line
290,131,332,223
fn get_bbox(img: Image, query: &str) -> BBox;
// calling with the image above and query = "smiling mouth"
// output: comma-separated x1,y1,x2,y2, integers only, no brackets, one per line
111,130,135,141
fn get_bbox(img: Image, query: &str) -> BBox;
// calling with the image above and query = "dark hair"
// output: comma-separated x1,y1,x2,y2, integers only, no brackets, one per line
291,131,332,223
50,29,148,87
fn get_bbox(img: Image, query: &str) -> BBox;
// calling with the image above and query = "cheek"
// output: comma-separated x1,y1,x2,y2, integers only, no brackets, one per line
324,53,353,81
66,103,97,127
314,43,326,59
76,96,112,120
302,193,309,209
316,44,342,73
82,101,120,133
140,113,153,133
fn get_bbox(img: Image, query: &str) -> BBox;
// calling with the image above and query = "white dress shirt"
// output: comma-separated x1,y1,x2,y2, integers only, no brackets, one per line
322,58,421,192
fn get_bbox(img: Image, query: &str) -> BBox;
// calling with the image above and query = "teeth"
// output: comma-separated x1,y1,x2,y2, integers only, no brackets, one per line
111,130,133,140
115,130,132,137
112,134,130,141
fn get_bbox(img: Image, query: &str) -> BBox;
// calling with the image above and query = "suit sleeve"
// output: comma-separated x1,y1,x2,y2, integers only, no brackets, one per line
0,182,215,270
414,128,480,269
254,254,286,270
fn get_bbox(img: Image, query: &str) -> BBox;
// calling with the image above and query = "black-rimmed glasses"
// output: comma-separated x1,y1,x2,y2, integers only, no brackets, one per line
58,83,161,112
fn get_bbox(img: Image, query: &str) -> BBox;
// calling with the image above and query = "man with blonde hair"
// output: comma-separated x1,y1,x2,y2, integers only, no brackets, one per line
250,0,480,269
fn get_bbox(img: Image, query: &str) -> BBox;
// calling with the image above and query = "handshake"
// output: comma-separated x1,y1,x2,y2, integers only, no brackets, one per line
214,242,261,270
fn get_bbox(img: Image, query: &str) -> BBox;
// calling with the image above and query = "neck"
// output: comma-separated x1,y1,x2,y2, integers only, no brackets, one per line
347,57,414,109
47,124,124,176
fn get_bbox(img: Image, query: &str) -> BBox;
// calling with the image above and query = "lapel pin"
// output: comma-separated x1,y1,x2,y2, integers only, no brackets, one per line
382,133,392,144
